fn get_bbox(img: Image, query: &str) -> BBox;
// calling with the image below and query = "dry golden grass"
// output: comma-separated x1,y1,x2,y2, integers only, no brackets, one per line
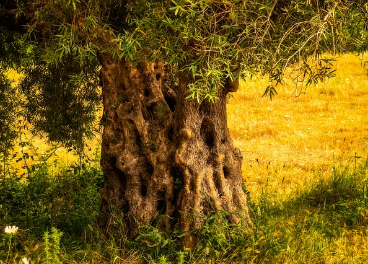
228,53,368,202
226,53,368,263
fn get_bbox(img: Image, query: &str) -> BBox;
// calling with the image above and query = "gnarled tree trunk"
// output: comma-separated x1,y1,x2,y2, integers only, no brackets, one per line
98,54,251,248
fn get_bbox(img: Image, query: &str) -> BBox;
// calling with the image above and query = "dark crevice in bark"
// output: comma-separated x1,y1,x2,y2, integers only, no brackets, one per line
170,210,181,229
147,104,156,119
129,123,141,147
144,89,150,97
200,118,216,149
168,126,175,141
164,96,176,112
140,182,148,197
171,166,184,214
111,157,128,206
157,191,166,212
142,107,150,120
223,166,231,179
145,160,154,174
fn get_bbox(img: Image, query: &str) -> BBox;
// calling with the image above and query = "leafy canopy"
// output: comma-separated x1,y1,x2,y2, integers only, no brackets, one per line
121,0,368,101
0,0,367,149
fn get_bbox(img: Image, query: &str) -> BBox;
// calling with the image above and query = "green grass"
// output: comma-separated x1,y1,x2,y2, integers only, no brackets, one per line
1,156,368,263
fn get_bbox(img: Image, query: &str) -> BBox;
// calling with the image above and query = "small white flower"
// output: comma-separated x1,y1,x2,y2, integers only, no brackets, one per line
22,257,30,264
4,226,18,234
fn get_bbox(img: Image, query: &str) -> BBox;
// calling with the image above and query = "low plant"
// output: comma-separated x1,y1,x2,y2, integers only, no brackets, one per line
2,226,18,263
43,227,63,264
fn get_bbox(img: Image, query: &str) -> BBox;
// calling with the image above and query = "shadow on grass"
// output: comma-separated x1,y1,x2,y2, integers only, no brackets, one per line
252,158,368,238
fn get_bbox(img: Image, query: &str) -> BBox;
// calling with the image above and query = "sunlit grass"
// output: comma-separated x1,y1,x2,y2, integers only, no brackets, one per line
228,53,368,202
225,53,368,263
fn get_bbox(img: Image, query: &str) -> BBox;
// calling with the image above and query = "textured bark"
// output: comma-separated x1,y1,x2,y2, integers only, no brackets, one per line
98,54,251,247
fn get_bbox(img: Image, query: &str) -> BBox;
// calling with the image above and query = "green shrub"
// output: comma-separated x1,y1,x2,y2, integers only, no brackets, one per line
0,162,103,237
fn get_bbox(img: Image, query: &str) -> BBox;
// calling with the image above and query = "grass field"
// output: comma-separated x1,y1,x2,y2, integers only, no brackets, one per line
230,53,368,202
1,53,368,263
228,53,368,263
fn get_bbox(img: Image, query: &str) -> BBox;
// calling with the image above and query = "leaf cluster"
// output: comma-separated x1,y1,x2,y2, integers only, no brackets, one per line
20,56,100,148
117,0,367,101
0,27,26,153
0,74,19,153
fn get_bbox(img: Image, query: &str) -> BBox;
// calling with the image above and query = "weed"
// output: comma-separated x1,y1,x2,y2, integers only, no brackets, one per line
43,227,63,264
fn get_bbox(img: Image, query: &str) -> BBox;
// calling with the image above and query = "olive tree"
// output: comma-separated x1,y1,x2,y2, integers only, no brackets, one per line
0,0,367,247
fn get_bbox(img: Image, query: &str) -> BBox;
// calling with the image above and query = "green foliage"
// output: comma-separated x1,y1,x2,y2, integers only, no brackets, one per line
340,1,368,53
122,0,368,101
1,227,19,263
0,159,103,237
0,28,23,68
262,85,278,101
133,224,177,260
0,28,23,153
20,56,100,148
0,74,19,154
43,227,63,264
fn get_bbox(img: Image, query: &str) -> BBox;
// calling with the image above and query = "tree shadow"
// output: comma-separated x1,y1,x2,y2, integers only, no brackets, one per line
250,161,368,239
